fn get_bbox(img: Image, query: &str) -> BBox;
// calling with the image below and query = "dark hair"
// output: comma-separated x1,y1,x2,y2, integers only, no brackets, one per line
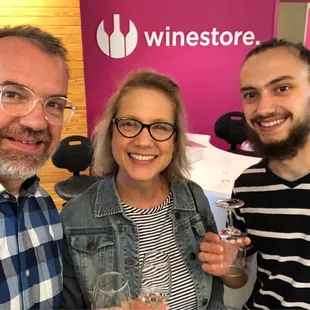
244,38,310,70
0,25,67,62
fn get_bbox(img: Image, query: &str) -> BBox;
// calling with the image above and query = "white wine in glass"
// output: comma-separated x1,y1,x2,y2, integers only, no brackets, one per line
139,250,171,307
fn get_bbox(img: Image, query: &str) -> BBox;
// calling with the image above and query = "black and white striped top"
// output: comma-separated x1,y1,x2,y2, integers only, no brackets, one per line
232,158,310,310
122,193,197,310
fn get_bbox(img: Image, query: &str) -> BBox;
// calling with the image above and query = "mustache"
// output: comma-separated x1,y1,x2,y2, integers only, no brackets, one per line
0,126,52,142
251,112,292,123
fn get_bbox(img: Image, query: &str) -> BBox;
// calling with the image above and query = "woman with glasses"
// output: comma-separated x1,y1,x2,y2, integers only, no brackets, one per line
60,70,225,310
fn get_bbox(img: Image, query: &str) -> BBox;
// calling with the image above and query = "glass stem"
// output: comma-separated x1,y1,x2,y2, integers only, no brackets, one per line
227,209,233,229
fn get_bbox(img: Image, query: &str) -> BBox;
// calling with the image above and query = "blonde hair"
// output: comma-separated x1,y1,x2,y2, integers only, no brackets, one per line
92,69,190,182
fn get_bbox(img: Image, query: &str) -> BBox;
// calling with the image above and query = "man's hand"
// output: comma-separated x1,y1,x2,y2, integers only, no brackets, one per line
198,232,251,276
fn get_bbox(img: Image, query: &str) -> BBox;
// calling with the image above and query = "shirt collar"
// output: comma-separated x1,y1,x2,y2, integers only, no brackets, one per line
0,183,5,194
20,175,40,196
93,176,197,218
0,175,40,196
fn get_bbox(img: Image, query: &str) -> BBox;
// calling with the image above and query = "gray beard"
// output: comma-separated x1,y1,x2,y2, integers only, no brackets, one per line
0,149,49,180
0,125,54,181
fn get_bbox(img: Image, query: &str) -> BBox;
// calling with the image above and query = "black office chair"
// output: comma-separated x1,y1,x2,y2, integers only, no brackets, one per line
52,135,101,201
214,111,261,157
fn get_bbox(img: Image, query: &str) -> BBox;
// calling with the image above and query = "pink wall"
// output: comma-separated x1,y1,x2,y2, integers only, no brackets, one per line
79,0,278,149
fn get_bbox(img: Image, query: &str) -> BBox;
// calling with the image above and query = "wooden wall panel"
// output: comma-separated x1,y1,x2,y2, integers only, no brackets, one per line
0,0,88,208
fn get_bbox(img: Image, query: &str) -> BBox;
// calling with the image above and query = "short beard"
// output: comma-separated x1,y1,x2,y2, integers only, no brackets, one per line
0,125,53,181
247,116,310,160
0,149,51,180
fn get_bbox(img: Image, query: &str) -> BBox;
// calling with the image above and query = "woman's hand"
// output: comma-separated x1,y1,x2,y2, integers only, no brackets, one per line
131,298,169,309
100,298,168,310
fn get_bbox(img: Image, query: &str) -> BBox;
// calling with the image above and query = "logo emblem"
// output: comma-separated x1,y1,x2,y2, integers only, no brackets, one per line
96,14,138,58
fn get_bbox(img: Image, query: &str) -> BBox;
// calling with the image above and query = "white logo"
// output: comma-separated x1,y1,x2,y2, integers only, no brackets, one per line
96,14,138,59
96,14,261,59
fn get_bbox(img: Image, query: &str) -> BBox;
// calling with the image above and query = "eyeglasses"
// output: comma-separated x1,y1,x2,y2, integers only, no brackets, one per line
112,117,176,142
0,84,77,125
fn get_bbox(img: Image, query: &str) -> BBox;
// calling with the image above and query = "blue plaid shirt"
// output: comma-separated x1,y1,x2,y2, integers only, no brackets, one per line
0,176,63,309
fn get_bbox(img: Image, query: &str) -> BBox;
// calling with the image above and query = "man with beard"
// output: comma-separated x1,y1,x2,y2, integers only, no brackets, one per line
0,25,76,309
199,38,310,309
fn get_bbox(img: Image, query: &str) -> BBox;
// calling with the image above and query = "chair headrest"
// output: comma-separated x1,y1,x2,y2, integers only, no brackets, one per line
52,135,93,173
214,111,247,145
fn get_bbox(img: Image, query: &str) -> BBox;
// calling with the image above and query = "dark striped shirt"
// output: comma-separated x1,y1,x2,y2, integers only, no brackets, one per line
232,158,310,310
122,193,197,310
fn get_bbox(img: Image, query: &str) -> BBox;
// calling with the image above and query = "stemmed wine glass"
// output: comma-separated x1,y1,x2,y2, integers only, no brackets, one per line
139,250,171,307
215,198,246,277
220,156,232,185
92,272,132,309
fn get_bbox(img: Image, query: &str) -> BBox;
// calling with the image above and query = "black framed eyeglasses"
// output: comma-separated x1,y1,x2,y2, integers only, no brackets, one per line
112,117,177,142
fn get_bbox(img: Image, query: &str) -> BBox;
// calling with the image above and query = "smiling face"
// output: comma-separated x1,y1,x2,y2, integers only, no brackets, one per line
240,47,310,159
0,37,68,180
111,87,175,185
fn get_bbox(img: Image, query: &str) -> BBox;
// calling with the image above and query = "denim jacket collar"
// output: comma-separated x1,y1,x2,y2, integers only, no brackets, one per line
93,176,197,218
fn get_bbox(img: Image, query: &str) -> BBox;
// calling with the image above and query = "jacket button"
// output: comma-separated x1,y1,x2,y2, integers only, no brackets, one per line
87,241,95,250
175,212,180,219
202,298,208,306
189,252,196,260
125,259,138,266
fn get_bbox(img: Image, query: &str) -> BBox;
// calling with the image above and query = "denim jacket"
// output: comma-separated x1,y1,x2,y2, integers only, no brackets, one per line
60,177,225,310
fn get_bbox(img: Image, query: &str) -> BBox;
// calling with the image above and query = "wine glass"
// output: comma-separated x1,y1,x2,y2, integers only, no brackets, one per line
139,250,171,307
92,272,132,309
215,198,246,277
220,156,232,185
